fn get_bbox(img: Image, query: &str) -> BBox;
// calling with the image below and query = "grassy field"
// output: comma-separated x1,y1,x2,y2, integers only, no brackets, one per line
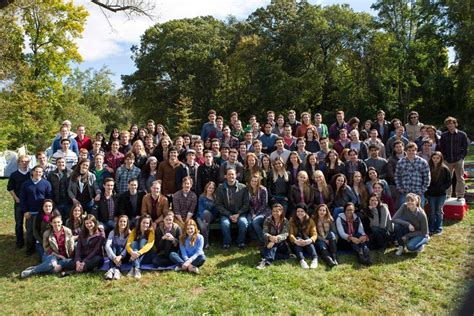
0,179,473,314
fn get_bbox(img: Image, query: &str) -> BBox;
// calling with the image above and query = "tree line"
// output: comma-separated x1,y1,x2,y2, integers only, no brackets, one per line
0,0,472,151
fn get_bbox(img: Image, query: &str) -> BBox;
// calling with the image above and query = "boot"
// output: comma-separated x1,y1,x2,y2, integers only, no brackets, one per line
328,240,338,265
321,249,336,268
362,245,372,265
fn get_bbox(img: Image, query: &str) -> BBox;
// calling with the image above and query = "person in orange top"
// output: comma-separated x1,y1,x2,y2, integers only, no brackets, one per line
126,214,155,278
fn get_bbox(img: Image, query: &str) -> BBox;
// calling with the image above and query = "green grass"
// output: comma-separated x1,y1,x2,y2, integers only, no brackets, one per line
0,179,473,314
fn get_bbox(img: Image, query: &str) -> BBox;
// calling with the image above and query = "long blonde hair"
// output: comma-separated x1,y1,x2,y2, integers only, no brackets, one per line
272,157,289,182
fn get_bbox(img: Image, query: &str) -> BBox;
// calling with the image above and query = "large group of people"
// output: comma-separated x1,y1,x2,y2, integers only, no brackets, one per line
7,109,469,277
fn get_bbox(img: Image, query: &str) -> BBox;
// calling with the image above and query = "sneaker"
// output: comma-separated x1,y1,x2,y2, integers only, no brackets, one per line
256,259,267,270
238,243,246,249
113,268,121,280
395,246,404,256
300,259,309,269
20,266,35,279
310,258,318,269
223,244,230,250
174,265,182,272
105,268,115,280
433,230,443,236
127,267,135,277
188,265,200,274
416,245,425,253
134,268,142,279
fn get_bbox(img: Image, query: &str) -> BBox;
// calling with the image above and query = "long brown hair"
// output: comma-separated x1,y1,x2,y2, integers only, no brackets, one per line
179,219,200,246
429,151,446,183
81,214,99,238
135,214,152,240
114,215,130,237
291,203,310,234
313,204,334,226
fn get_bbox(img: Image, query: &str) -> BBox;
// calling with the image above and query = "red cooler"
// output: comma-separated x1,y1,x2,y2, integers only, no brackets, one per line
443,198,468,220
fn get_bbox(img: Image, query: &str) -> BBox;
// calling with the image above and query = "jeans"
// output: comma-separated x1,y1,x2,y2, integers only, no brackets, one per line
293,241,317,260
25,215,36,253
399,193,426,209
394,224,429,251
56,204,72,221
196,210,214,247
101,220,116,234
261,242,290,263
14,203,24,247
220,214,249,245
80,200,95,214
169,252,206,268
31,254,74,274
35,241,45,259
427,195,446,233
108,245,128,269
130,238,148,269
446,160,465,198
315,231,337,252
250,214,266,244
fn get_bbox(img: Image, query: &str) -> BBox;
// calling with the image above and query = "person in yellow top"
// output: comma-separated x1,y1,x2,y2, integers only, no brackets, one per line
288,203,318,269
126,214,155,278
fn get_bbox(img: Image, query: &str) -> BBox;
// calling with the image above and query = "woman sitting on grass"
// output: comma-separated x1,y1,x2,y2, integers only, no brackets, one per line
392,193,429,256
21,211,75,278
153,211,181,268
336,203,372,265
288,203,318,269
313,204,338,267
360,194,392,250
170,219,205,274
33,199,55,258
256,203,290,270
75,214,105,274
65,203,85,242
104,215,131,280
126,214,155,279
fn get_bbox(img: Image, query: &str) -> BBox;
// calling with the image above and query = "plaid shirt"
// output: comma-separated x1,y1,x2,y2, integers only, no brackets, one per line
115,165,141,194
395,156,430,194
172,190,197,219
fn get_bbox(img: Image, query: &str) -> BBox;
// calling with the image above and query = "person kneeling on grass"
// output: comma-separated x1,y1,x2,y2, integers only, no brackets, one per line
392,193,429,256
75,214,105,274
170,219,206,274
126,214,155,279
256,203,290,270
288,203,318,269
336,203,372,265
153,211,182,268
104,215,130,280
21,211,75,278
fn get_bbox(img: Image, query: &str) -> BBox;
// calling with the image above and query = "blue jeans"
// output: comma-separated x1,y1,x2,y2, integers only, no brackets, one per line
81,200,95,214
399,193,426,209
293,241,317,260
220,215,249,245
35,241,45,259
394,224,429,251
427,195,446,233
32,254,74,274
261,242,290,263
56,204,72,221
250,214,266,244
130,238,148,268
315,231,336,251
14,203,24,247
169,252,206,268
108,245,128,268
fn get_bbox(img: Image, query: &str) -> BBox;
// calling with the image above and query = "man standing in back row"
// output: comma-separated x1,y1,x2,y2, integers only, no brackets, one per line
440,116,468,199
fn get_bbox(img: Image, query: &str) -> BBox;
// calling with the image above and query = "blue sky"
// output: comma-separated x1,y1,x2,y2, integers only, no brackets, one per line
73,1,378,87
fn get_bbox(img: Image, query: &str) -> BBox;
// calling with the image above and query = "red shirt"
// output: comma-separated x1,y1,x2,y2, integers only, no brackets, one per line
53,227,67,257
75,135,92,151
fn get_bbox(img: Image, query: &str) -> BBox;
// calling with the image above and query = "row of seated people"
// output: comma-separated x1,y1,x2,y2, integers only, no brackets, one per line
21,191,428,278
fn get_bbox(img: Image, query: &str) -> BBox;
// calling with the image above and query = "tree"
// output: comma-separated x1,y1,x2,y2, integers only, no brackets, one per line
174,96,199,136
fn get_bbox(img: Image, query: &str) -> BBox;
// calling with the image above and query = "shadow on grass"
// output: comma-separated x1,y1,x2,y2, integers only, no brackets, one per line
0,234,39,277
214,251,260,269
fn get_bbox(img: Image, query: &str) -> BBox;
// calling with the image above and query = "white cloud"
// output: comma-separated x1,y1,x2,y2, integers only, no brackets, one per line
76,0,271,62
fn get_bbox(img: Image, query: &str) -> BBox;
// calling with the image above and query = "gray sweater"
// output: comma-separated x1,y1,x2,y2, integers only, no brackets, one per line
392,204,428,238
